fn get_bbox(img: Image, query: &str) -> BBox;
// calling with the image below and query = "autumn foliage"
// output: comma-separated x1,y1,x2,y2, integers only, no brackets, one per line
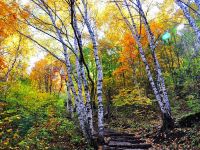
0,0,200,149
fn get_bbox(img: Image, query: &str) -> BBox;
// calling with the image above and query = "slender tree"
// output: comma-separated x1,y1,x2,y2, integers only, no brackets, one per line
195,0,200,11
79,0,104,137
66,80,74,118
4,35,22,82
134,0,174,129
74,37,94,136
20,0,103,141
114,0,174,130
175,0,200,56
21,0,89,137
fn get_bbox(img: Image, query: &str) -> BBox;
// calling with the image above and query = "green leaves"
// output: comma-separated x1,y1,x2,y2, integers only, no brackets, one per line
0,79,88,149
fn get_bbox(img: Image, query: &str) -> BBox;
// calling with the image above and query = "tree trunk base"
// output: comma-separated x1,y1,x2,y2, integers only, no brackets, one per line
161,113,174,131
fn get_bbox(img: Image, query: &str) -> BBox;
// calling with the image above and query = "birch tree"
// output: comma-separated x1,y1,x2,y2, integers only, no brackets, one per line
20,0,105,141
114,0,174,130
66,81,73,118
40,0,89,137
175,0,200,55
74,37,94,136
195,0,200,11
134,0,174,129
20,0,91,139
79,0,104,137
70,0,104,139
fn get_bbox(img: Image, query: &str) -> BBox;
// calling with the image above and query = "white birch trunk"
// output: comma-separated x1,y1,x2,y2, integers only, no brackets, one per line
64,49,86,135
45,5,87,135
195,0,200,11
136,0,172,117
176,0,200,45
66,81,73,118
116,0,174,130
81,0,104,137
70,1,95,140
74,38,94,135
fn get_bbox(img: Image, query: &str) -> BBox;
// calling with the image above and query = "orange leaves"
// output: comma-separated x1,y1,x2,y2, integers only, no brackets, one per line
150,21,165,35
122,33,136,51
112,32,139,77
113,66,129,76
0,1,18,38
113,20,166,77
0,56,7,70
30,55,66,93
119,32,138,62
0,1,29,40
20,11,29,19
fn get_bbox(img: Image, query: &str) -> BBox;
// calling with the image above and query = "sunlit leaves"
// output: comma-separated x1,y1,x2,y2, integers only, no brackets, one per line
113,87,152,106
0,57,6,70
0,1,20,39
30,55,66,93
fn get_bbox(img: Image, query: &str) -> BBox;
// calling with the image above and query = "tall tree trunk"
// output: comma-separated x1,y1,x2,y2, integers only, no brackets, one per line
49,72,53,94
105,88,111,123
74,38,94,136
195,0,200,11
115,0,174,130
58,74,63,95
81,0,104,138
63,42,87,136
4,36,21,82
135,0,173,129
43,2,87,136
66,81,73,118
45,74,49,92
70,0,95,141
176,0,200,51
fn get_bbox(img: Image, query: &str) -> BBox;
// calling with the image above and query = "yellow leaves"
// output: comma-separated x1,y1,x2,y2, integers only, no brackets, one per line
30,55,66,93
113,87,152,106
55,20,62,28
0,1,29,40
13,133,19,139
2,139,9,145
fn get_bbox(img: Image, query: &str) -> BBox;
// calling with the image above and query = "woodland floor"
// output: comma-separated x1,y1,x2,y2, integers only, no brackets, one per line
105,105,200,149
1,100,200,149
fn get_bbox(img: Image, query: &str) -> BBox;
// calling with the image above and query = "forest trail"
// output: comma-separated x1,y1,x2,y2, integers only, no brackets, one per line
98,129,152,150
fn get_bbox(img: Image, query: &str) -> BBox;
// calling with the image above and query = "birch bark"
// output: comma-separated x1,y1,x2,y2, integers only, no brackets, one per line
41,1,87,135
195,0,200,11
115,0,174,130
66,81,73,118
74,38,94,136
135,0,173,128
70,0,94,140
81,0,104,137
176,0,200,45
